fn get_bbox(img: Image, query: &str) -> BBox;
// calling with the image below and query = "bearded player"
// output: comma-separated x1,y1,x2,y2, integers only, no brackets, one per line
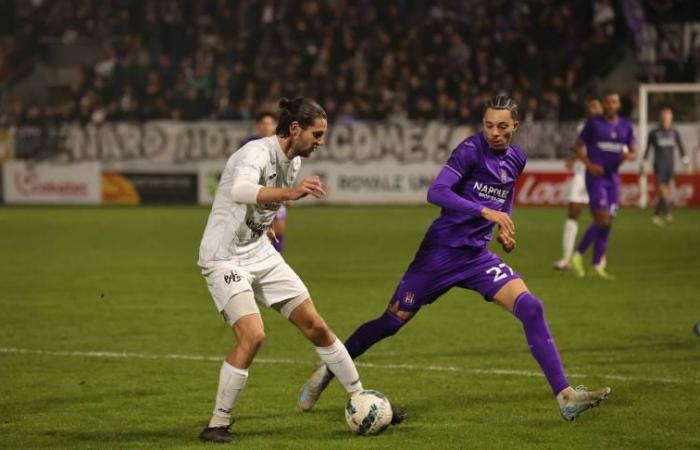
299,95,611,422
571,91,637,279
198,98,368,443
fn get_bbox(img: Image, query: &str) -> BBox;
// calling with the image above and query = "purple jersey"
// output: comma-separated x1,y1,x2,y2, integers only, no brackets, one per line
578,116,635,178
423,132,527,249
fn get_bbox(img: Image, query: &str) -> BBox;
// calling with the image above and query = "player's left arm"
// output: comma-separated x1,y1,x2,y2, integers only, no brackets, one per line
675,129,689,165
497,165,520,253
497,188,516,253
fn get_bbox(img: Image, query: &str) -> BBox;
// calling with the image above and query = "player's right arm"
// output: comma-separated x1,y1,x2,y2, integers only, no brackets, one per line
232,175,326,204
643,130,654,161
229,146,325,205
576,121,604,176
427,145,515,235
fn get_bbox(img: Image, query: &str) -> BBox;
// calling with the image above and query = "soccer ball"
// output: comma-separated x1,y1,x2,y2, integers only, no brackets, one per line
345,390,393,435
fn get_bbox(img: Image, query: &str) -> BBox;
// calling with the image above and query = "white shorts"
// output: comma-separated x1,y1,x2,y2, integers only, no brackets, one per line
201,251,309,323
567,171,589,204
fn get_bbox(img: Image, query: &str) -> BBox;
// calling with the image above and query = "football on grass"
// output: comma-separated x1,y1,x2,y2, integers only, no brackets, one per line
345,390,393,435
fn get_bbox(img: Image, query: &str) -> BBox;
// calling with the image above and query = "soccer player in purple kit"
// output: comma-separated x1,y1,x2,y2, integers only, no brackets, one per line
299,95,611,422
571,91,637,279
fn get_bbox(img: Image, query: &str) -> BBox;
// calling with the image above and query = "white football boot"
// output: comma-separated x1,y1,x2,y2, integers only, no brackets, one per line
558,385,611,421
298,365,334,412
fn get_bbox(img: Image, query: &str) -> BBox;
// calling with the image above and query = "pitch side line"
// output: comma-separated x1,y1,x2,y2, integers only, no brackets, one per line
0,347,696,385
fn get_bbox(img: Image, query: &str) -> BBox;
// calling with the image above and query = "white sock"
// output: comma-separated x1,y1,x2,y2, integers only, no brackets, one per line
315,339,363,394
562,219,578,262
208,361,248,428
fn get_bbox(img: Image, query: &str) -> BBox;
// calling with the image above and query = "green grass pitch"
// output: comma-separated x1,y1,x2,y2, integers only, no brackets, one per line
0,205,698,449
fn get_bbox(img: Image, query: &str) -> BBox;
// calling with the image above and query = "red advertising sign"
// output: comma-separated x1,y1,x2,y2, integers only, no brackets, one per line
515,172,700,206
2,161,101,205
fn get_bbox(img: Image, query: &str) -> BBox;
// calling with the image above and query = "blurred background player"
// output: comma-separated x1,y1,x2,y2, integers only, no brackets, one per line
643,106,689,226
554,97,603,270
299,95,611,422
571,91,637,279
242,111,288,252
197,98,365,443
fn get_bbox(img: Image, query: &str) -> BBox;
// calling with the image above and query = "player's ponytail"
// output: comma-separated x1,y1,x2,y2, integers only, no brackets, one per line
483,94,519,120
276,97,327,137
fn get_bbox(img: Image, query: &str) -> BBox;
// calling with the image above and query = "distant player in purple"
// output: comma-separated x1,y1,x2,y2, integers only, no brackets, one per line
299,95,611,422
571,91,637,279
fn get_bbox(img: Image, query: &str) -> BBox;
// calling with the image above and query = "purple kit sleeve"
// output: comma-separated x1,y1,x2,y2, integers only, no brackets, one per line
427,166,484,218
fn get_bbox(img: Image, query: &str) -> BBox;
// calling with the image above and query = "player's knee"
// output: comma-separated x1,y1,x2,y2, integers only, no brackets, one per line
516,294,544,323
306,318,332,343
241,330,266,353
595,216,611,227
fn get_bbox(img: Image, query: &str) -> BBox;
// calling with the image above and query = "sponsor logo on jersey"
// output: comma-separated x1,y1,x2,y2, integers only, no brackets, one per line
598,141,625,152
246,218,268,238
224,271,242,284
473,181,509,203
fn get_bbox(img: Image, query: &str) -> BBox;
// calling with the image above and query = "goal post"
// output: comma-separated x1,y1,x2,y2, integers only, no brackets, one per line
637,83,700,207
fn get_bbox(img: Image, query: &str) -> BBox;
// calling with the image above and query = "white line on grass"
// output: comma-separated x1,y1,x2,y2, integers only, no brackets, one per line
0,347,696,385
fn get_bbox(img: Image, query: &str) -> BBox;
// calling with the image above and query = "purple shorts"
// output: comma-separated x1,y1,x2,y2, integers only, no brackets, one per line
586,175,619,216
391,241,521,312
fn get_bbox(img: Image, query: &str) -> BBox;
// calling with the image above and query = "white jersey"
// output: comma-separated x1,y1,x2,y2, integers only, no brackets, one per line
198,136,301,267
568,119,589,203
574,120,587,176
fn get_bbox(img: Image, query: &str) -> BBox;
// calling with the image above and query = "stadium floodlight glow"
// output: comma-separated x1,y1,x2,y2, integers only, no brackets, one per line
637,83,700,207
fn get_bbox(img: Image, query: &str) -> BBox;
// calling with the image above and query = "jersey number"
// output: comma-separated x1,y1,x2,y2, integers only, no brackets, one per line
485,263,514,283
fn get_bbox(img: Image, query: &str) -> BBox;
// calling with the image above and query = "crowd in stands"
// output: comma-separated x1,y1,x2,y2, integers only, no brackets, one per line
0,0,697,127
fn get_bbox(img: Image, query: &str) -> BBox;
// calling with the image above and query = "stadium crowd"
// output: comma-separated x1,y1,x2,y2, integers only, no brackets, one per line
0,0,697,127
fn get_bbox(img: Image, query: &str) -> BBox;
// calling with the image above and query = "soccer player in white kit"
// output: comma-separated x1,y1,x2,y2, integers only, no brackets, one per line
197,98,365,443
554,97,603,270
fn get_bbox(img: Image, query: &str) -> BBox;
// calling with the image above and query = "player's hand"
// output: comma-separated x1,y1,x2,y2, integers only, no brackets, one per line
267,228,279,245
564,158,575,172
497,229,516,253
682,156,691,169
481,208,515,236
587,163,604,176
289,176,326,200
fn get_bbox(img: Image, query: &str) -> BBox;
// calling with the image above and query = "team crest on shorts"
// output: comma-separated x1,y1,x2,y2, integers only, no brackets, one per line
403,291,415,306
224,271,242,284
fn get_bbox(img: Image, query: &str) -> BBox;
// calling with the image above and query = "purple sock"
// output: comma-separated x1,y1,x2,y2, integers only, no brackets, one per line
592,226,610,265
273,233,285,253
344,310,406,360
576,223,599,254
513,292,569,396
